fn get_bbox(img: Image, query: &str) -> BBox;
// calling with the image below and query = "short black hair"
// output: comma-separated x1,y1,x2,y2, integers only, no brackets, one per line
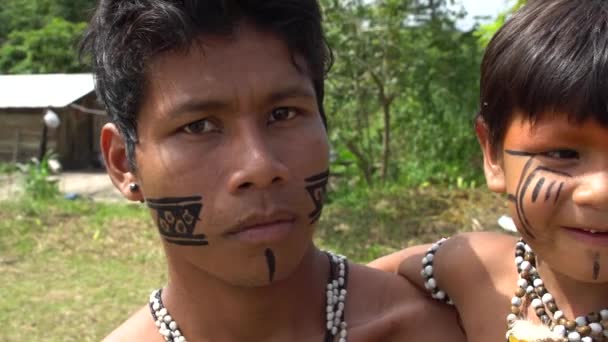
81,0,332,170
479,0,608,152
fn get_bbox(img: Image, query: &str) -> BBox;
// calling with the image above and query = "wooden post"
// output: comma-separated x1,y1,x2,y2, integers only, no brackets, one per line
12,130,21,163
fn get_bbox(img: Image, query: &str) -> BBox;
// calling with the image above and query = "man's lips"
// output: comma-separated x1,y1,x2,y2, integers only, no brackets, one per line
224,212,297,243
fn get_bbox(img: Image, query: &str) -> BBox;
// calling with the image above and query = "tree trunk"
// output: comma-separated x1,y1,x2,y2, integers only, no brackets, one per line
380,100,391,182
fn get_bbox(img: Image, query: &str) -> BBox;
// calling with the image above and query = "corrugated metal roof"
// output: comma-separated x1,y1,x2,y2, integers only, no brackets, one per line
0,73,95,109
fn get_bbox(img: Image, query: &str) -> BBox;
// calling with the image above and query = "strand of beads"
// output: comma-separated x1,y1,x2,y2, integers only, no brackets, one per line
149,251,349,342
421,238,454,305
149,289,187,342
325,252,349,342
509,240,608,342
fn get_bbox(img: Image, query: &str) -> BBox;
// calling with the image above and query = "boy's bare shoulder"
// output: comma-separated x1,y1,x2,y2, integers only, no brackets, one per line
347,263,465,341
103,305,161,342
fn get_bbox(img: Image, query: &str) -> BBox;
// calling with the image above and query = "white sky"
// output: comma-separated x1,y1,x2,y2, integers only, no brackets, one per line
455,0,513,30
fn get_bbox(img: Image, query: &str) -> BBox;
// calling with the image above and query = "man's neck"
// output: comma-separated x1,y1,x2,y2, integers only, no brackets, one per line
161,245,330,341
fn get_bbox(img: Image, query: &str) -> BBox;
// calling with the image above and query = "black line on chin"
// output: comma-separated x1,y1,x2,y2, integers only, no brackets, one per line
265,248,276,283
593,253,600,280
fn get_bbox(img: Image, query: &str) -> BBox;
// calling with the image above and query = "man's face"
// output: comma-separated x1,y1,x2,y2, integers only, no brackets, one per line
494,113,608,282
133,24,329,286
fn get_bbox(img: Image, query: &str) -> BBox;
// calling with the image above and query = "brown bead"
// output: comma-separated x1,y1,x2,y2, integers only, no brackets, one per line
601,319,608,329
536,308,546,317
565,320,577,330
524,254,535,261
535,286,547,296
546,302,557,312
515,288,526,297
576,325,591,336
511,306,520,315
521,270,530,279
587,312,600,323
515,249,524,256
558,318,567,326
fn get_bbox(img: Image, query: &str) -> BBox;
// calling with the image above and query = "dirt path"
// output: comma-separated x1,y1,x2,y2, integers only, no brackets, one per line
0,171,125,202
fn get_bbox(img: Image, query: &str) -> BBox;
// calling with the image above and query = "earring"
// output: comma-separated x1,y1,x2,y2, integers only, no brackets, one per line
129,183,140,192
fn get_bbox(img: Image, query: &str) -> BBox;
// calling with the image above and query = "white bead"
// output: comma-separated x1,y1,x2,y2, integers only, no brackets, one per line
575,316,587,326
327,321,334,329
526,286,534,294
340,322,347,329
515,256,523,265
589,322,603,334
340,330,347,337
339,338,346,342
336,310,343,318
327,290,333,298
531,298,543,308
159,308,168,316
517,278,528,288
533,278,543,287
333,295,339,304
581,337,592,342
600,309,608,320
332,326,338,335
163,315,172,323
430,243,440,252
333,280,338,287
327,284,333,290
339,269,345,277
173,329,181,337
541,293,553,304
424,265,433,276
153,302,160,311
422,257,429,265
420,269,426,277
177,336,186,342
567,332,581,342
339,295,345,301
427,278,437,289
334,317,340,326
160,328,171,337
507,314,517,323
327,312,334,320
426,254,434,262
338,278,344,286
338,302,345,310
434,291,446,300
553,325,566,337
603,329,608,337
340,289,347,295
554,311,564,320
524,244,532,252
327,305,333,313
169,321,177,330
511,297,522,306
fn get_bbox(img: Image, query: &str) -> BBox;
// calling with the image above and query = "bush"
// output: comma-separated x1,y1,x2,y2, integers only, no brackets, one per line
21,154,59,200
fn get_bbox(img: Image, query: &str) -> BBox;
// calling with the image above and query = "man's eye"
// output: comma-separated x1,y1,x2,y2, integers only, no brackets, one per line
182,119,218,134
268,107,297,124
541,149,580,160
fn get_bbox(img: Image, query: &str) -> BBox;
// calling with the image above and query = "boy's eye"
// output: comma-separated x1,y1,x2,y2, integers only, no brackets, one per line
182,119,219,134
540,149,580,160
268,107,297,124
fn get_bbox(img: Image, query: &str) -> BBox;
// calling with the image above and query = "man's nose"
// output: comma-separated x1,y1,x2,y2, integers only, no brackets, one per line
226,130,289,193
572,171,608,210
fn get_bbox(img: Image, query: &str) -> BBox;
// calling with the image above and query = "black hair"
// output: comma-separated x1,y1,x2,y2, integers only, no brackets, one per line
479,0,608,153
81,0,332,170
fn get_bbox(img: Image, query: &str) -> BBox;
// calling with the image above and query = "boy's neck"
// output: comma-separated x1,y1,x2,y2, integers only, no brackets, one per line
161,245,330,341
536,258,608,318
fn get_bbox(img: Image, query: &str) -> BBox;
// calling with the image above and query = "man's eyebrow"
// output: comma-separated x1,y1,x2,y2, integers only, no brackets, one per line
166,98,231,118
263,84,316,105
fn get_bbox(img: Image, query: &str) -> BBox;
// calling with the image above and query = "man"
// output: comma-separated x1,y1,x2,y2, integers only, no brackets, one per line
83,0,464,340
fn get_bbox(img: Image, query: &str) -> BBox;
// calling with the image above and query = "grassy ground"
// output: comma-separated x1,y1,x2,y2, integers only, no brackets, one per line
0,187,507,341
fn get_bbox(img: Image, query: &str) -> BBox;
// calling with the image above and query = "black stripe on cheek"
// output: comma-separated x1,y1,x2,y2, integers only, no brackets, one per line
545,181,556,202
532,177,545,203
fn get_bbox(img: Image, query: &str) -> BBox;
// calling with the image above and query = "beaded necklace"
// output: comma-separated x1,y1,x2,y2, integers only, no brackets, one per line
508,240,608,342
149,251,349,342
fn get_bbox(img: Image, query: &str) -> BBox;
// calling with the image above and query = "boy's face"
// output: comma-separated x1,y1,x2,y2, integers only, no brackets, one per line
479,112,608,282
102,24,329,286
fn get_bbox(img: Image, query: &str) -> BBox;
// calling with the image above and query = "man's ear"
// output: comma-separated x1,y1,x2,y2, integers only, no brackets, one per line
475,117,506,193
101,123,144,202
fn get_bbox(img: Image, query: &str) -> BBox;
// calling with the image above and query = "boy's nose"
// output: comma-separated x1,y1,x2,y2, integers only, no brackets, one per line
572,172,608,210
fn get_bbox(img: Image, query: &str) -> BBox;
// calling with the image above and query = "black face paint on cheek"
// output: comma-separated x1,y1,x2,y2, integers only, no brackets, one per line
593,252,600,280
305,170,329,224
505,150,573,240
146,196,208,246
265,248,276,283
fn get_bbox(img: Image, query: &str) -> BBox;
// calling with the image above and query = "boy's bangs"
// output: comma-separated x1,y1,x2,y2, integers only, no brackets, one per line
507,1,608,126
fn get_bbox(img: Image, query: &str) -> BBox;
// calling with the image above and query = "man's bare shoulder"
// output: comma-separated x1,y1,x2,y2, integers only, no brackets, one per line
346,263,465,341
104,305,161,342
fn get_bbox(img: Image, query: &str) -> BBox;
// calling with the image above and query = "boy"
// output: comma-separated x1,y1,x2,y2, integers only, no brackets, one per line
371,0,608,341
82,0,464,341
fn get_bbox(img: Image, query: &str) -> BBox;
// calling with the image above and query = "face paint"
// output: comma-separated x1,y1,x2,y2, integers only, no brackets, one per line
305,170,329,224
265,248,276,283
593,252,600,280
146,196,208,246
505,150,573,239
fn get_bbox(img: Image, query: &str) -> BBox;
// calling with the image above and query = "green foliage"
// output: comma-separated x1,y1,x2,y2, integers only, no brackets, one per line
21,154,60,200
323,0,484,189
0,0,94,73
475,0,526,46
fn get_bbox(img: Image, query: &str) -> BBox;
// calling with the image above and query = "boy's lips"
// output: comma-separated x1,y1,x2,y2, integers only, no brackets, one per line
563,226,608,246
224,211,297,244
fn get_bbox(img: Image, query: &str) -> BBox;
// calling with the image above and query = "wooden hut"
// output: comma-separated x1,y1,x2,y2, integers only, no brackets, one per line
0,74,109,169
